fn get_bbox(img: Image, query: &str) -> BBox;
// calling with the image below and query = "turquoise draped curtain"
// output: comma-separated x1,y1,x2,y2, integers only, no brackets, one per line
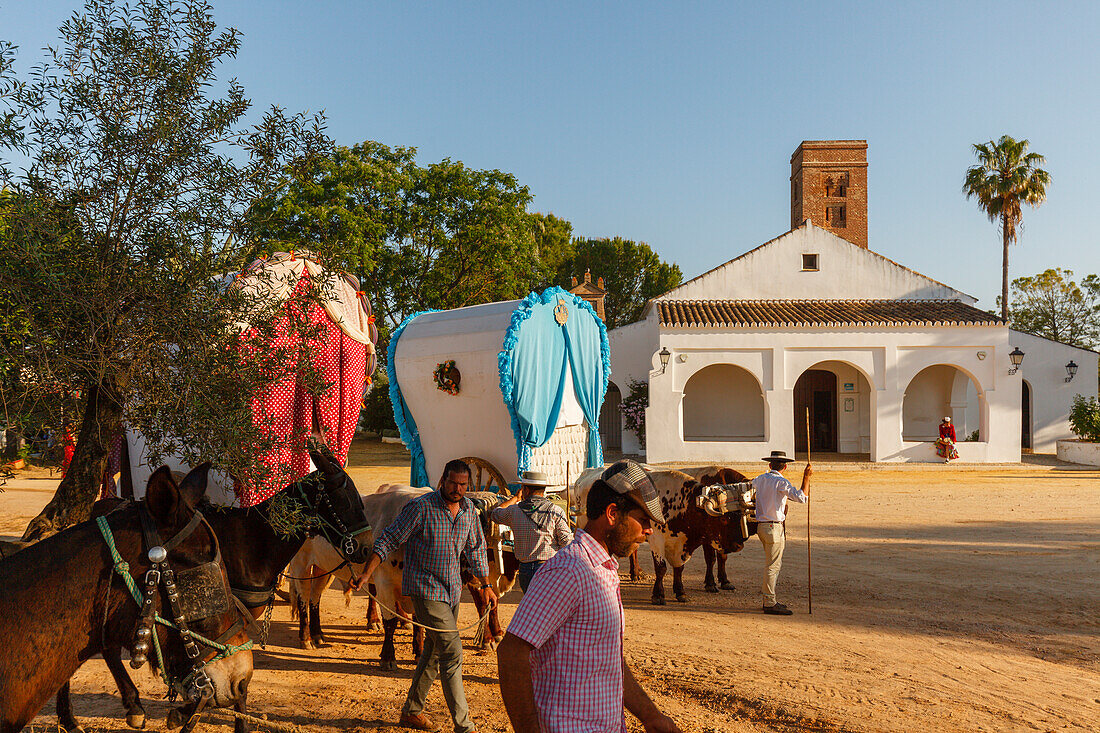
511,304,568,449
563,306,605,467
504,289,609,470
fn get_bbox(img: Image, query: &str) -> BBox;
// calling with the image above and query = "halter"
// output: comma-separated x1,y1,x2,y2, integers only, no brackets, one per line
286,472,371,560
96,504,253,704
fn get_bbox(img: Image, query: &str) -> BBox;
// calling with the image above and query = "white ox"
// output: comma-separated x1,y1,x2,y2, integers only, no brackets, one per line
572,465,752,604
287,484,429,665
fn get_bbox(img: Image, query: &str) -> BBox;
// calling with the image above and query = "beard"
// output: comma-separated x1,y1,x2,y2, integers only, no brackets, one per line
607,521,642,558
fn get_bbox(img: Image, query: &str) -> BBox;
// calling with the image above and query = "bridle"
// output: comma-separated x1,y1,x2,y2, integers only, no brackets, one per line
229,470,371,647
286,471,371,561
96,503,253,706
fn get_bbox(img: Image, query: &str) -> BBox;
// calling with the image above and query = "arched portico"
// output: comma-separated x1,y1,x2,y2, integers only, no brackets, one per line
902,364,987,443
681,364,765,441
792,360,873,456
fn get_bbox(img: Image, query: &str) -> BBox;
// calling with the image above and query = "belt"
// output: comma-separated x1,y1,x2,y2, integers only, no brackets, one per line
757,520,782,524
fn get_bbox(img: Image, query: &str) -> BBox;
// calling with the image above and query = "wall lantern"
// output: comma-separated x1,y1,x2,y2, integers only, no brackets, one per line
1065,360,1079,383
657,347,671,374
1008,347,1025,375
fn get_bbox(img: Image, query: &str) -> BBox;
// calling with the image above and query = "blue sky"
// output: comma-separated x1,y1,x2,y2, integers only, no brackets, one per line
4,1,1098,308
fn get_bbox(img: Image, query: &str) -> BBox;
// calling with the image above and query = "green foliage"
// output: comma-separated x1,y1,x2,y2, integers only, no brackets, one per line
360,372,397,437
266,488,320,539
1069,395,1100,443
621,378,649,447
963,135,1051,321
249,140,539,334
1005,268,1100,348
529,212,575,285
0,0,335,515
550,237,682,328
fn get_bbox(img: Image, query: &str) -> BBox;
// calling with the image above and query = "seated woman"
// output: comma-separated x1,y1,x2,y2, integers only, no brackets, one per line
935,416,959,463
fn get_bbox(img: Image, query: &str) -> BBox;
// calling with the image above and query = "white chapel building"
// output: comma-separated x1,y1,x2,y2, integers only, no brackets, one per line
602,141,1097,463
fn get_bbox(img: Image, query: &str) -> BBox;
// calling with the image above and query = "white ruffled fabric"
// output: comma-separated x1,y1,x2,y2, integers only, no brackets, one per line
230,251,376,350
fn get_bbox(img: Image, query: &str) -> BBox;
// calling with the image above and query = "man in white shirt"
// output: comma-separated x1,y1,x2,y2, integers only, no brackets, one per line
751,450,812,615
492,471,574,591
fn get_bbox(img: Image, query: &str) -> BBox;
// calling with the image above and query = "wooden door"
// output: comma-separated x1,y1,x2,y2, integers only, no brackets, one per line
1021,381,1032,450
794,369,837,453
600,383,622,452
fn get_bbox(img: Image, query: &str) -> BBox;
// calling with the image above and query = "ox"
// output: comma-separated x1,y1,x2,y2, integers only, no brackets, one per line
573,465,755,604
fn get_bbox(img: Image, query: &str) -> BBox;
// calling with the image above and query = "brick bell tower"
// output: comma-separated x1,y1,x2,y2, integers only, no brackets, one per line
790,140,868,249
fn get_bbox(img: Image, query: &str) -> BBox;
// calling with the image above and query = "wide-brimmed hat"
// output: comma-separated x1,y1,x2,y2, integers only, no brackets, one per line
761,450,795,463
943,416,952,422
601,460,665,525
519,470,552,488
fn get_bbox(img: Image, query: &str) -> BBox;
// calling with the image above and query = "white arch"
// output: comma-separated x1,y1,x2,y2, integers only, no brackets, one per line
681,363,765,442
903,364,987,442
794,360,874,455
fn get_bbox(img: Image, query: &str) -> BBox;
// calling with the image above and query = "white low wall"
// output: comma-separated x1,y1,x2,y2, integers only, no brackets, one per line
1056,440,1100,466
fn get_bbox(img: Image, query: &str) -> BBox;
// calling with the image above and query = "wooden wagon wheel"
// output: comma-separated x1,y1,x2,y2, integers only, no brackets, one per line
460,456,512,496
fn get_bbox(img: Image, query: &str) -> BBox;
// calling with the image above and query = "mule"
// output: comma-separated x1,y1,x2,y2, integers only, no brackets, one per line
0,465,253,733
54,445,370,733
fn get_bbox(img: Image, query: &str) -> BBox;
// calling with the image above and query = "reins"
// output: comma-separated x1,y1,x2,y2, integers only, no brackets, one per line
281,558,494,634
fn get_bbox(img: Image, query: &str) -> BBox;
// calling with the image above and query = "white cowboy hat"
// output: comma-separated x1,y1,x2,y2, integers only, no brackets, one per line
519,470,552,488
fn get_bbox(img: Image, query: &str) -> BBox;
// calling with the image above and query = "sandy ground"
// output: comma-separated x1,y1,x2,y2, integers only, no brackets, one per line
4,441,1099,733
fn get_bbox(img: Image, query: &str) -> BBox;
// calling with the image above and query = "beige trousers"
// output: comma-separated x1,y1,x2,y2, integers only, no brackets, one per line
757,522,785,606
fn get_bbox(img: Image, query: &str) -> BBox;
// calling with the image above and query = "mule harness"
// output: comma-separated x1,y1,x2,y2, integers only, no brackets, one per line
96,508,253,704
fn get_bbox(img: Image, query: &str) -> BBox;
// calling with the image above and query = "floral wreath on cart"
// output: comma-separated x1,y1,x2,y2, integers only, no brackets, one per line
433,360,461,395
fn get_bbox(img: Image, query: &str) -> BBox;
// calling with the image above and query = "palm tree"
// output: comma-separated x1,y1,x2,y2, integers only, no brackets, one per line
964,135,1051,322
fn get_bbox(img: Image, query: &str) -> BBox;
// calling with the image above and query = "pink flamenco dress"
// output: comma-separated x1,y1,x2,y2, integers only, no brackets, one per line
935,422,959,462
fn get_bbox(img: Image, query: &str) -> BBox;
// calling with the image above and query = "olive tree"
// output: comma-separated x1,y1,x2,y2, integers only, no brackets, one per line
0,0,335,539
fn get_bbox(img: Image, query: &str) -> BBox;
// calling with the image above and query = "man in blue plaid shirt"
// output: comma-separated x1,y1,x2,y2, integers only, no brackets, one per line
352,458,496,733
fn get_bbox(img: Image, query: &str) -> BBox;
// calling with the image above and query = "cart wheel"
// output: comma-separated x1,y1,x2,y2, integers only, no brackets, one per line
460,456,511,496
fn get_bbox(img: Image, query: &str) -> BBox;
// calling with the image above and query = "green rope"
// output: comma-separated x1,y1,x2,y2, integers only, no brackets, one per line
95,515,254,694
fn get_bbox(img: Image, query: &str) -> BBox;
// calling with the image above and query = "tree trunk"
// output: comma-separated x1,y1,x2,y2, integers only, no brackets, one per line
21,380,124,542
1001,215,1010,323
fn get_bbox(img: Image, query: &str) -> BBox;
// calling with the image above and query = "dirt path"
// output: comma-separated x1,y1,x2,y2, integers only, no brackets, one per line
6,444,1099,732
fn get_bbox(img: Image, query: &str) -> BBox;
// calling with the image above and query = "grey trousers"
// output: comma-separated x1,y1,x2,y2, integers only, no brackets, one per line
403,597,474,733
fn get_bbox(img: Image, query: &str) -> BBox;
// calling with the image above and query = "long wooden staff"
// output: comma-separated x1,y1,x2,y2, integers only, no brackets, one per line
805,407,813,615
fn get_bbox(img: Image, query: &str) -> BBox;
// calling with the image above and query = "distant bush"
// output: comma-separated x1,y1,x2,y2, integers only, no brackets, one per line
964,429,979,442
1069,395,1100,442
621,379,649,448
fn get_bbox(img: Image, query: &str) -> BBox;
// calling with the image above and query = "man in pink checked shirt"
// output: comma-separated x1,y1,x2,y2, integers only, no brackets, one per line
496,461,683,733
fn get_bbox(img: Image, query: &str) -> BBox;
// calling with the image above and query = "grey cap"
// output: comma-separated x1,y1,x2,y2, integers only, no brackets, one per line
601,460,665,525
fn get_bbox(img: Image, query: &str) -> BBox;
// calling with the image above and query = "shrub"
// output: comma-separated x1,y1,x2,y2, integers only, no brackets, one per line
621,379,649,448
1069,395,1100,442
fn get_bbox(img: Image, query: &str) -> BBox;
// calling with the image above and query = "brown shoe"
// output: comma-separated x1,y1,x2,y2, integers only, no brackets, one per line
399,712,439,731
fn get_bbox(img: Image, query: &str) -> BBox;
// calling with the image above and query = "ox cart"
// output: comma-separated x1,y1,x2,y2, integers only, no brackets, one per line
387,286,611,495
120,250,379,506
388,286,612,571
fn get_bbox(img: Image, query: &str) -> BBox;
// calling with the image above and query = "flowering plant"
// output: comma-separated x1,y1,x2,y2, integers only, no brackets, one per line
433,360,460,395
621,379,648,447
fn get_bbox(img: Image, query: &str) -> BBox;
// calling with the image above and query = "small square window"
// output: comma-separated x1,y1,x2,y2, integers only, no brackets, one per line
802,253,819,271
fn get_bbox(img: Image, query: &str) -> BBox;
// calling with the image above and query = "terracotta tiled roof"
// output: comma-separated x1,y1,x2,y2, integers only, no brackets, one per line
656,299,1004,328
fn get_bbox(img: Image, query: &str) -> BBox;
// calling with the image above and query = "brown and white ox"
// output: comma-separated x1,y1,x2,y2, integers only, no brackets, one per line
286,485,518,669
573,465,754,604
